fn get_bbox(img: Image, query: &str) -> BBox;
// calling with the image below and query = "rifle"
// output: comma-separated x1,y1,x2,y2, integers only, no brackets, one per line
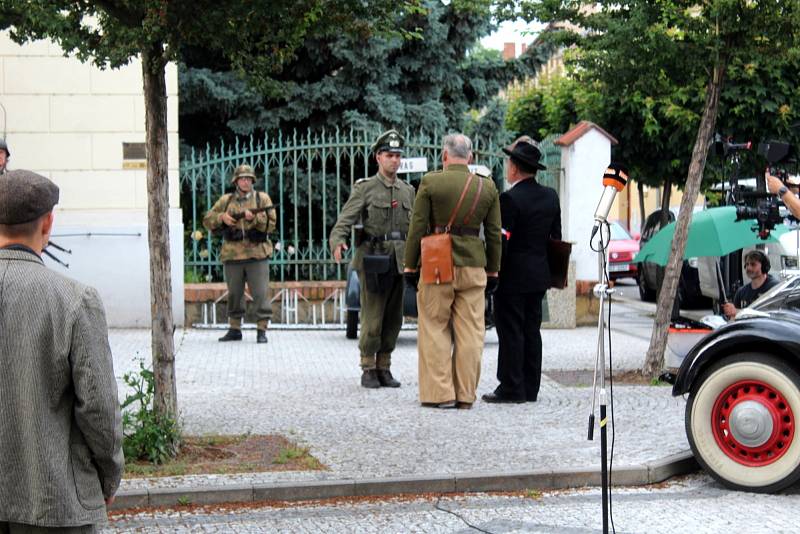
230,204,279,221
44,241,72,268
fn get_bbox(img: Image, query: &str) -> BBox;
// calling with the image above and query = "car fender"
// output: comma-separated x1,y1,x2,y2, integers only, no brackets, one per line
672,316,800,396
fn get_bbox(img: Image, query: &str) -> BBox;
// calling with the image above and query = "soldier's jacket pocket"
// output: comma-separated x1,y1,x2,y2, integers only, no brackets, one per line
367,200,392,228
402,197,413,226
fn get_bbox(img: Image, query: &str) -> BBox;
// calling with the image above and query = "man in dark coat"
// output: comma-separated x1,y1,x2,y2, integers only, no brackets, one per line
483,139,561,404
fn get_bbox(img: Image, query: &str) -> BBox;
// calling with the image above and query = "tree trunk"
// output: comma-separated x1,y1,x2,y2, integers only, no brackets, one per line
637,181,646,233
660,175,672,225
642,60,727,379
142,46,178,417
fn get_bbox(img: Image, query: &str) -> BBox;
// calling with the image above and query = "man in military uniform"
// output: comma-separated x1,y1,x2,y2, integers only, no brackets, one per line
404,133,501,409
203,164,276,344
0,138,10,174
329,130,416,388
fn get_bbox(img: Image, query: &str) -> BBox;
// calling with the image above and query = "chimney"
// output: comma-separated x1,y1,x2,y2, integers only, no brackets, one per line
502,42,516,61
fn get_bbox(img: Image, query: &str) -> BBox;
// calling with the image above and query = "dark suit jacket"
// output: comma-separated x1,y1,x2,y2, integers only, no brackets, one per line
497,177,562,293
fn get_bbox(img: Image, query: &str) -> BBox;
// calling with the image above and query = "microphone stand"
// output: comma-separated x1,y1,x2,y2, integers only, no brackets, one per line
588,222,611,534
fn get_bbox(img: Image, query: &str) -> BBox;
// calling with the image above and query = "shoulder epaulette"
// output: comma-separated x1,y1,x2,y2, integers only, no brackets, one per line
355,177,372,184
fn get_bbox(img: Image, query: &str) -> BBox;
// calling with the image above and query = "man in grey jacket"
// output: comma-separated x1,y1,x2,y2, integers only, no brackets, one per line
0,170,124,533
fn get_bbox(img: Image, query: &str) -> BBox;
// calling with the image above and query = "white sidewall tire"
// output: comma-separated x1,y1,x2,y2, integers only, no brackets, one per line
689,358,800,490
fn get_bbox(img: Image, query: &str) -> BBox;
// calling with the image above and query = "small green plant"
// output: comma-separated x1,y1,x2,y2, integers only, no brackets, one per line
177,496,192,506
121,360,181,465
650,377,670,386
273,446,309,465
525,489,543,500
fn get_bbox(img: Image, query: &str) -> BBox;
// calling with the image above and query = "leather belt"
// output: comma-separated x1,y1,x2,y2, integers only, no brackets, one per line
367,231,407,242
433,225,480,237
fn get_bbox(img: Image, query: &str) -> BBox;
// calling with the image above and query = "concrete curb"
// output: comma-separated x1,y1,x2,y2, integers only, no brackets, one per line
110,450,699,510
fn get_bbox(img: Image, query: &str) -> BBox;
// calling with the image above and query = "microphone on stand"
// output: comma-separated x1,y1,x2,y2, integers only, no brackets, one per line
590,162,629,241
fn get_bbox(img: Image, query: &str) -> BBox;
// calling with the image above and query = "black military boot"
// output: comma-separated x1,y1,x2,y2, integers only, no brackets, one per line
377,369,401,388
256,330,268,344
361,369,380,389
218,328,242,342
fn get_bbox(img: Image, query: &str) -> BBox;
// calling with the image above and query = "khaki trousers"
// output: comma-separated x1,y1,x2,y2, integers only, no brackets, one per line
417,266,486,404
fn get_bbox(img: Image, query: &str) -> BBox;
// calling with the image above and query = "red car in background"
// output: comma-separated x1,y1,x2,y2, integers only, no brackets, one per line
608,221,640,280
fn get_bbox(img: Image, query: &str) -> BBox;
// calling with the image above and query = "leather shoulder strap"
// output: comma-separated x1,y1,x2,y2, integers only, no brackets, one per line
462,176,484,226
445,174,474,231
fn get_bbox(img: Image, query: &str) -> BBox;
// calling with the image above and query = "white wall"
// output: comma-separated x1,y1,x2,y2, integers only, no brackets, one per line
0,31,183,326
560,129,612,281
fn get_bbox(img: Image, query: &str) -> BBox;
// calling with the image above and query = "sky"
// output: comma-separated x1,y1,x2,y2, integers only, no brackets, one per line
481,19,545,53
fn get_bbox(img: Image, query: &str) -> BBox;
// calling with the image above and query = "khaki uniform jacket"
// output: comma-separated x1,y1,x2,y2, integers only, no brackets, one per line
329,173,416,273
0,249,123,528
404,164,502,271
202,191,277,263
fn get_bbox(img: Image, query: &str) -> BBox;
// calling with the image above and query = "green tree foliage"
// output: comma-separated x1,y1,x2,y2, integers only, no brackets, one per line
511,1,799,376
179,0,554,148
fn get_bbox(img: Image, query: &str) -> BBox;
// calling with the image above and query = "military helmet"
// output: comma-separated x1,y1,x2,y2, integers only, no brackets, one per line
371,129,404,154
231,164,256,184
0,138,9,158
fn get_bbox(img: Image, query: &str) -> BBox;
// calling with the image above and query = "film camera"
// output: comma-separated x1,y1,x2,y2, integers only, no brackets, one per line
734,139,797,239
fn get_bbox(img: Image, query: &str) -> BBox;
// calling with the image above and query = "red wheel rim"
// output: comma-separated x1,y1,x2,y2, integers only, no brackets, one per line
711,379,794,467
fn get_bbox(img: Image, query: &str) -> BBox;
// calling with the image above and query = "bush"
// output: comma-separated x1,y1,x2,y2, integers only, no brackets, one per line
121,360,181,464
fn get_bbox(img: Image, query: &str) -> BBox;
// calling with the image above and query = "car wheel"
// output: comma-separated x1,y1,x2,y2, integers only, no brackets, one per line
686,352,800,492
346,310,359,339
637,272,656,302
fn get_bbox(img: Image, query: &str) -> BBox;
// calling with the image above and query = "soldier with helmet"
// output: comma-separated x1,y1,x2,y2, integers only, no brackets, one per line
0,138,10,174
203,164,277,343
329,130,416,388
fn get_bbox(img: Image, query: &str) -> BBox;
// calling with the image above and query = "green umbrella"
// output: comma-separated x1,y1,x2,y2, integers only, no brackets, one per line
633,206,789,266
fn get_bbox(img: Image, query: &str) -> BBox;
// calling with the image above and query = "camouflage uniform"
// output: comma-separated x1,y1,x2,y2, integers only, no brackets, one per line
203,165,277,343
329,130,416,387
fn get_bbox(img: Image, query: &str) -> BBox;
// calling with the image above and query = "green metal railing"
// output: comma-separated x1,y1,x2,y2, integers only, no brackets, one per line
180,129,562,282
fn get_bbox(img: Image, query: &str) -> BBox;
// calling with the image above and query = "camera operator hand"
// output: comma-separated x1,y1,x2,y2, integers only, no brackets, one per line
767,169,800,219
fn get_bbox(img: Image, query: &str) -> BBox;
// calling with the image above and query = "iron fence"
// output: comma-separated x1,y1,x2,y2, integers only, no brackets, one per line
181,129,562,282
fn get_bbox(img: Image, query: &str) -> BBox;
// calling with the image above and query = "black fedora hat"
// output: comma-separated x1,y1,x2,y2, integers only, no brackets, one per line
502,141,547,171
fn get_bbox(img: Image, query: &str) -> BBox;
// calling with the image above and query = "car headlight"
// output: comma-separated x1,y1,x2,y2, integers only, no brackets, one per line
687,257,699,268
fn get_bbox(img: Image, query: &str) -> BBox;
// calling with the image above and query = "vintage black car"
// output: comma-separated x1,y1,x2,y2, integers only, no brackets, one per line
671,275,800,492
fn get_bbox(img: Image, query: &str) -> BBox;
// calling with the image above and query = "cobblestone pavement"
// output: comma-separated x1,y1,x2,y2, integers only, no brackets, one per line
105,474,800,533
112,301,688,491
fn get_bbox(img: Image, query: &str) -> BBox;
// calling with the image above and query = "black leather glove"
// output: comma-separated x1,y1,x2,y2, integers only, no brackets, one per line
404,271,420,291
485,276,499,295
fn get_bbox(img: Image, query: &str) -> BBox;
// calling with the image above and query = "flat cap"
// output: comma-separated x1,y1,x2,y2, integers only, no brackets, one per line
0,169,60,224
371,129,404,154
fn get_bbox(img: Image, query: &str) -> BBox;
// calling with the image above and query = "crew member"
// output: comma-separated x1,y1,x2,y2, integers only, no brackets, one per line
329,130,415,388
721,250,779,319
768,170,800,219
203,164,276,344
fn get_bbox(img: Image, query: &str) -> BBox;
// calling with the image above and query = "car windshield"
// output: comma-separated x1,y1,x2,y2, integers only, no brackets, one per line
750,275,800,312
610,222,632,241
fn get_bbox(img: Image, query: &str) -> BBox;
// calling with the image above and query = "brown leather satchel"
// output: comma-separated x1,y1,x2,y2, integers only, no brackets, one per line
420,174,483,285
547,238,572,289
